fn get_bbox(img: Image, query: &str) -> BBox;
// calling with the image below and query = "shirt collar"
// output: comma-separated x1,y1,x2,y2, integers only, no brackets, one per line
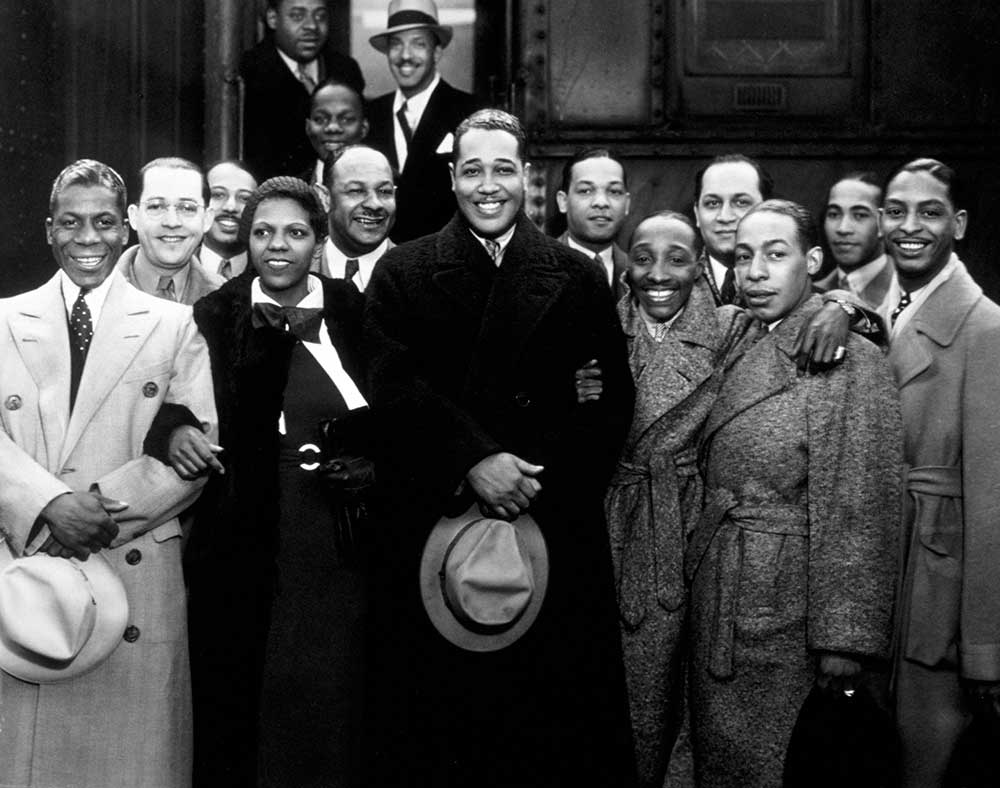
566,235,613,262
59,269,115,326
392,72,441,121
276,47,318,83
132,248,192,298
839,253,888,293
884,252,960,337
200,245,247,278
322,237,389,287
470,224,517,266
251,273,323,309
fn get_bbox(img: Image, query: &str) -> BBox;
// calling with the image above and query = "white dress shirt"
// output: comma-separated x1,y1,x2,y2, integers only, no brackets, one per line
318,237,390,292
276,47,318,87
200,246,248,280
566,235,615,286
392,73,441,172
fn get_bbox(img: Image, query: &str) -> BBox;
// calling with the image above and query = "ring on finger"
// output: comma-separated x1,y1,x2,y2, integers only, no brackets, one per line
833,345,846,361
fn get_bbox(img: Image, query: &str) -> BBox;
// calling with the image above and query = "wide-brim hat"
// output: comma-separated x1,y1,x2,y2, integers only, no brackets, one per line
0,543,129,684
369,0,454,53
420,505,548,652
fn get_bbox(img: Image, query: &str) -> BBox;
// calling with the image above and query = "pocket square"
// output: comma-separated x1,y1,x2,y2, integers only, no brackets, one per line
435,133,454,155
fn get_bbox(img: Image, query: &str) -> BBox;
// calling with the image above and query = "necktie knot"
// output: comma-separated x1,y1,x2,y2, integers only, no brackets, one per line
297,63,316,94
218,258,232,279
483,239,501,263
891,291,912,327
156,275,176,301
344,258,360,282
252,302,324,342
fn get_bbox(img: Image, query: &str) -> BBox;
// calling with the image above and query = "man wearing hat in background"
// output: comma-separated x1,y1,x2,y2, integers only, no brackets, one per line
241,0,365,181
364,109,637,787
0,159,216,787
366,0,481,243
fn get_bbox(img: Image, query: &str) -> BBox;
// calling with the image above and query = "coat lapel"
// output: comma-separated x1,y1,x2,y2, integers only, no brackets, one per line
60,274,159,467
890,262,981,389
405,82,451,172
703,296,819,441
432,217,495,319
7,275,71,470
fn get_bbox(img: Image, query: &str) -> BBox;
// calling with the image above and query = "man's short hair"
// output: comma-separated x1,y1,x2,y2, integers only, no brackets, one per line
238,175,328,247
828,170,882,201
325,144,398,190
559,147,628,193
206,158,257,183
693,153,775,203
310,76,365,109
452,109,526,164
740,199,819,252
885,158,962,209
137,157,209,204
628,209,704,256
49,159,127,218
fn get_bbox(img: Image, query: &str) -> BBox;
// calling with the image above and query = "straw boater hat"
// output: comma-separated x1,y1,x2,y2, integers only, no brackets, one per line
369,0,454,53
0,544,129,684
420,505,548,652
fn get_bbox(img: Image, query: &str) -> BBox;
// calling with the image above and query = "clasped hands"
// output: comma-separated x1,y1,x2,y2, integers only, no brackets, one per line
466,452,544,521
39,491,128,560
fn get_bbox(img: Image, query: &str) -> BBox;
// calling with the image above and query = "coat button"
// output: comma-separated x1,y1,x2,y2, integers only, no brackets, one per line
4,395,21,411
125,549,142,565
142,382,159,398
514,392,531,408
123,625,141,643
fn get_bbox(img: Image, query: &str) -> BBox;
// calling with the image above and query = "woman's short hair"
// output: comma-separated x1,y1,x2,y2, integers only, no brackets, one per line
239,176,328,247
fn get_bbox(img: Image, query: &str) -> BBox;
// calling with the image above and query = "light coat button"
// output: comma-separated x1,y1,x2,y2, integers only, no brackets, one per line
4,395,22,410
142,382,159,398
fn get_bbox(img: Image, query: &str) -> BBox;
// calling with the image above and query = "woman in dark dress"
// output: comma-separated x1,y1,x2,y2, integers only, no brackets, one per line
167,177,371,787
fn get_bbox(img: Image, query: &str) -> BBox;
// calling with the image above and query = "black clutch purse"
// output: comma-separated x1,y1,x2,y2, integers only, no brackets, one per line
318,408,375,563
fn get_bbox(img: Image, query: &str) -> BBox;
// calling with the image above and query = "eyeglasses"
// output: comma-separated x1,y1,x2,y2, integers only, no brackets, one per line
141,199,203,219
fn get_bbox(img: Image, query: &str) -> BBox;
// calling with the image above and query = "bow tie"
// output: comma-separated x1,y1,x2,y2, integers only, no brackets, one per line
252,302,324,342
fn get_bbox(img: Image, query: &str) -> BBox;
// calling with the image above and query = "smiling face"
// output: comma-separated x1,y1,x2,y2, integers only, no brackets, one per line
127,166,210,272
47,184,129,289
734,210,822,324
267,0,328,63
329,147,396,256
249,197,317,306
306,84,368,161
556,157,630,252
205,162,257,256
823,179,883,271
451,128,526,239
387,28,441,97
627,215,701,323
881,169,967,290
694,161,764,262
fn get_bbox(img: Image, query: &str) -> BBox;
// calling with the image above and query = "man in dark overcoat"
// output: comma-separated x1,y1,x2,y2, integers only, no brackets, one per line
363,109,637,787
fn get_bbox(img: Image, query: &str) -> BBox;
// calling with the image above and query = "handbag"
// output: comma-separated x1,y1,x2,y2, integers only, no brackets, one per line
318,408,375,563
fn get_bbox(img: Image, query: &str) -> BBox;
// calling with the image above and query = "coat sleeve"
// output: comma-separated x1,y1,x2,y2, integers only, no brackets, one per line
959,314,1000,680
805,336,903,660
74,312,216,550
0,432,73,554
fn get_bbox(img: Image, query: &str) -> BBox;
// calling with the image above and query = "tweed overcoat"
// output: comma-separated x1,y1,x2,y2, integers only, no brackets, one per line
0,271,216,788
687,295,902,788
363,213,637,787
890,260,1000,681
604,279,745,787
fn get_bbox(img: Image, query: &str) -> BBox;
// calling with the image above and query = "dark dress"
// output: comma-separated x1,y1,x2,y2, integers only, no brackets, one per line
258,343,367,788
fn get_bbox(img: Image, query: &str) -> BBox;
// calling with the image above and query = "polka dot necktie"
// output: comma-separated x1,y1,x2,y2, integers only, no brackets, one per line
70,288,93,357
891,290,911,327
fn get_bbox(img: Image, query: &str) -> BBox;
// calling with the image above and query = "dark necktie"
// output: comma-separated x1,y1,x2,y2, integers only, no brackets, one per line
719,266,737,305
69,289,93,410
891,291,912,327
396,101,414,147
297,63,316,94
252,302,324,342
156,275,176,302
344,258,360,282
483,239,500,263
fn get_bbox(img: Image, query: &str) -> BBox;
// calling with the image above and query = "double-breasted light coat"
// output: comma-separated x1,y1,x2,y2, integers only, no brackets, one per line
687,295,902,788
0,271,216,788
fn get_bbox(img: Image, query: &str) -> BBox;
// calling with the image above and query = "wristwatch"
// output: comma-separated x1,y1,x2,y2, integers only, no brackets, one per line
827,297,857,318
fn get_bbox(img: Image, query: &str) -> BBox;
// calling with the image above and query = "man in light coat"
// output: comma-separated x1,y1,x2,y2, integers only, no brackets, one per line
884,158,1000,787
0,159,217,788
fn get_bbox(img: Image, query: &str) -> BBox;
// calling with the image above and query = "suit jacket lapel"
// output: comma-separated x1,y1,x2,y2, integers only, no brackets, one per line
405,82,451,172
60,274,159,467
8,275,71,470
